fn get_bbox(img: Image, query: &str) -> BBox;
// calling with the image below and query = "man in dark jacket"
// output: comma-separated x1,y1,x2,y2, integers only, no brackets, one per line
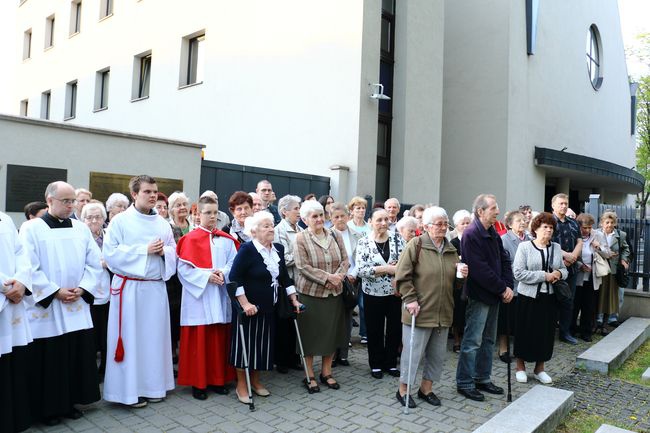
456,194,514,401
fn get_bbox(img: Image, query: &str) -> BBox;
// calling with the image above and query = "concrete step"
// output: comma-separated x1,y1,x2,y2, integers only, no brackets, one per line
472,385,573,433
576,317,650,374
642,367,650,382
595,424,637,433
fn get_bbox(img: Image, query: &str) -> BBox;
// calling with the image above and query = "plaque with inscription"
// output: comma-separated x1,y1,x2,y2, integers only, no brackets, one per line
89,172,183,204
6,164,67,212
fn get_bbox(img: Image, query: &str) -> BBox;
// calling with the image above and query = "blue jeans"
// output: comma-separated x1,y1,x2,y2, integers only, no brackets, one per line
358,289,367,338
456,298,499,390
558,273,577,337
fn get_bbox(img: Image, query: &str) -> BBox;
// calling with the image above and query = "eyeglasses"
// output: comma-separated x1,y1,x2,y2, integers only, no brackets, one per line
84,215,104,221
52,198,77,206
430,221,449,228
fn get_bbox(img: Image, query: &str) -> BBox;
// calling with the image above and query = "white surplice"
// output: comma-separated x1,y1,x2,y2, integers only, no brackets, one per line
177,228,236,326
102,205,177,405
19,217,103,340
0,212,32,356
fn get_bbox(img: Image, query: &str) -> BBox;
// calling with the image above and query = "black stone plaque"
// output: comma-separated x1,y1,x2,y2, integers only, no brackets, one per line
6,164,67,212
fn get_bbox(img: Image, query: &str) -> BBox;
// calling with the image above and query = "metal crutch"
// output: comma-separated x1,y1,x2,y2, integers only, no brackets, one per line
293,317,314,393
404,308,416,415
226,282,255,411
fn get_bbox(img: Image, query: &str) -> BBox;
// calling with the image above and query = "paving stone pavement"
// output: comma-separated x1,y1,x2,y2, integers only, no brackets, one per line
25,331,607,433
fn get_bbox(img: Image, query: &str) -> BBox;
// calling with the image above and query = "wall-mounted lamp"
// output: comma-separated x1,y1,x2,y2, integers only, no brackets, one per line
369,83,391,101
560,147,568,152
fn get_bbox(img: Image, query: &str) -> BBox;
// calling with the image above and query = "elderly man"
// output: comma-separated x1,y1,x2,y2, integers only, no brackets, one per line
103,175,177,408
551,193,582,345
73,188,92,219
20,181,103,425
200,190,230,230
256,179,281,224
455,194,513,402
384,198,400,232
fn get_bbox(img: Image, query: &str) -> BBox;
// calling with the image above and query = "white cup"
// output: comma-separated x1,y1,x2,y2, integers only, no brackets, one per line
456,262,467,278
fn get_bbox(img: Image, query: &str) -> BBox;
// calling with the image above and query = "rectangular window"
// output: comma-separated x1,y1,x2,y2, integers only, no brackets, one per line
45,15,55,48
99,0,113,19
23,29,32,59
132,52,151,99
20,99,28,116
94,68,109,110
70,1,81,35
65,80,77,119
179,32,205,87
41,90,51,119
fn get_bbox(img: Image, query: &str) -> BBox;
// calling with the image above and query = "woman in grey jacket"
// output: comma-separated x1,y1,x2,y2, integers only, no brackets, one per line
512,212,568,385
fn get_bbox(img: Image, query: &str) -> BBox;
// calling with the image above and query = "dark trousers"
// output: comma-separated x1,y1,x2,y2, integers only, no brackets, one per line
364,293,402,370
573,278,595,338
558,273,577,338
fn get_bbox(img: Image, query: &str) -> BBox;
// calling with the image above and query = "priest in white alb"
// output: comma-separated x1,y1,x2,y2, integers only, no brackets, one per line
0,211,33,433
176,196,238,400
103,175,177,408
19,181,103,426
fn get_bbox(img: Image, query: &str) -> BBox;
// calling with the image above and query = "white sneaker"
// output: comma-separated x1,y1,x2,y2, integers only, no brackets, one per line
534,371,552,384
515,371,528,383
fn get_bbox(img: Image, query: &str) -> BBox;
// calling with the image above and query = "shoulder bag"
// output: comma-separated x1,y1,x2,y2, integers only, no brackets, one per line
593,251,610,278
549,244,572,306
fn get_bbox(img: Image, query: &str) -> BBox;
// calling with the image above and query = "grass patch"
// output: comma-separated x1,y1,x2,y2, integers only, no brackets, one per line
610,339,650,386
556,410,635,433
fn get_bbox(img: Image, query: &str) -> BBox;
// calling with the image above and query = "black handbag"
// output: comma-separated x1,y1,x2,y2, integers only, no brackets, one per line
615,264,629,288
331,232,358,309
546,244,572,306
276,287,297,319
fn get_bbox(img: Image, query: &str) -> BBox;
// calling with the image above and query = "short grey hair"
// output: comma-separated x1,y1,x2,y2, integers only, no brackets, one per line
384,197,400,209
80,202,107,221
422,206,448,226
106,193,130,211
278,194,301,216
452,209,471,226
200,190,218,201
243,211,274,237
329,202,348,215
472,194,496,217
168,191,190,213
396,216,418,231
300,200,324,220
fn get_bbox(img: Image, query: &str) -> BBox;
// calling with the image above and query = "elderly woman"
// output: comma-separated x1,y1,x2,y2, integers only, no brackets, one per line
449,209,471,352
397,216,418,243
395,206,466,408
105,193,129,223
273,194,303,373
512,212,568,384
224,191,254,245
356,208,405,379
155,192,169,220
168,192,194,239
228,212,302,403
249,193,264,213
81,202,111,379
330,202,362,366
294,200,349,391
409,204,426,234
573,213,609,342
347,196,371,235
595,211,630,331
497,211,531,361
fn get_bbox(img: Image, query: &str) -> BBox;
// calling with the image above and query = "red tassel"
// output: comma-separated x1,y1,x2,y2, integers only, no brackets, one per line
114,337,125,362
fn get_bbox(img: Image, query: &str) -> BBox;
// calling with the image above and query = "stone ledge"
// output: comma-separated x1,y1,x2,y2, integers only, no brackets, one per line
576,317,650,374
642,367,650,382
472,385,573,433
595,424,637,433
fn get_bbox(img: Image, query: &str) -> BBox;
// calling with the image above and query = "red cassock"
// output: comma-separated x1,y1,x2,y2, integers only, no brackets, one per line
176,228,239,389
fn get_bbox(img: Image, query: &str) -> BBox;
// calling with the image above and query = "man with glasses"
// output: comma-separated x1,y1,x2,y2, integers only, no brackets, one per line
256,180,281,224
19,181,103,426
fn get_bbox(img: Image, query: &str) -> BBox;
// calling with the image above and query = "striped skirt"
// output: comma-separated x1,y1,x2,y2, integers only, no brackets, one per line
229,312,275,371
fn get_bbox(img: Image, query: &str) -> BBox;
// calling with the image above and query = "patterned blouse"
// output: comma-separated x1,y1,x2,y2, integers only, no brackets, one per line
294,228,349,298
356,231,405,296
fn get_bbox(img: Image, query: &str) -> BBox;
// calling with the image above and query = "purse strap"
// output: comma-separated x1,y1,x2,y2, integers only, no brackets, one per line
536,243,553,297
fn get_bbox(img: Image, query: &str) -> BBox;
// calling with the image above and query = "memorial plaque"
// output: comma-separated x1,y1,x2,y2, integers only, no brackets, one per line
6,164,67,212
89,172,183,204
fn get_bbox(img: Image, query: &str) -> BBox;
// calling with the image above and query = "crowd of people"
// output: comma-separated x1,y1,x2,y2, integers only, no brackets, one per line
1,176,633,431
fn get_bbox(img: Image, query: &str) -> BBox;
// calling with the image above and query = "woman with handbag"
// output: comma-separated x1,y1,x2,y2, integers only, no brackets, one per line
512,212,568,384
356,208,405,379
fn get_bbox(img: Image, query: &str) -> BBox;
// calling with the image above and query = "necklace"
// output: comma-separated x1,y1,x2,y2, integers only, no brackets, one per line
375,239,388,256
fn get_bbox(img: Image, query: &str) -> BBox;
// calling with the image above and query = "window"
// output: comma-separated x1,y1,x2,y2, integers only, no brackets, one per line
20,99,28,116
41,91,51,119
94,68,109,110
99,0,113,19
179,32,205,87
23,29,32,59
45,15,55,48
70,1,81,35
65,80,77,119
132,52,151,99
586,25,603,90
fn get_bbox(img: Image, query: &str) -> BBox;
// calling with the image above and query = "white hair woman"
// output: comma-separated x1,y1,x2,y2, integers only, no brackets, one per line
397,216,418,243
449,209,471,352
105,193,130,222
228,211,302,403
395,206,466,408
294,200,349,392
168,191,193,240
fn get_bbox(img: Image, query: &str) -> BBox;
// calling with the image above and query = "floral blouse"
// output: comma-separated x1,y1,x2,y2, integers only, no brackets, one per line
356,231,405,296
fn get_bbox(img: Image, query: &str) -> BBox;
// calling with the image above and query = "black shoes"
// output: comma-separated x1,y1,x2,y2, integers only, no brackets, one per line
499,352,511,363
385,368,400,377
304,377,320,393
476,382,504,395
371,370,383,379
457,388,485,402
192,387,208,400
319,374,340,390
208,385,229,395
579,334,593,342
336,358,350,366
417,389,441,406
65,408,83,420
395,391,417,408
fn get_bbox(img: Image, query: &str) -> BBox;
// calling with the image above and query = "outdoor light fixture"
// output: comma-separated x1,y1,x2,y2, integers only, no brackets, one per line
369,83,391,100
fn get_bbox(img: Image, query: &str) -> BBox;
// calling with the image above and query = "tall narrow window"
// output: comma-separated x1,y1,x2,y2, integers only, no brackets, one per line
23,29,32,59
132,53,151,99
41,91,51,119
20,99,29,116
45,15,55,48
100,0,113,19
65,80,77,119
95,69,109,110
70,1,82,35
180,32,205,87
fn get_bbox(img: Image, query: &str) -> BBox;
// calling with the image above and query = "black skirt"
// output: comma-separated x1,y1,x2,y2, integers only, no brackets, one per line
514,293,557,362
230,310,275,371
452,288,466,329
497,296,517,336
0,345,33,432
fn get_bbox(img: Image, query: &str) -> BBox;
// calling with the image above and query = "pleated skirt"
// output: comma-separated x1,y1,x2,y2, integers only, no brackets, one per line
513,293,557,362
296,294,346,356
229,312,275,371
0,345,32,432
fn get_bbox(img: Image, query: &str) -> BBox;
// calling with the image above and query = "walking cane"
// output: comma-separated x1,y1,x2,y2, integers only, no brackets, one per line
505,302,512,403
293,317,313,393
226,282,255,411
404,306,416,415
